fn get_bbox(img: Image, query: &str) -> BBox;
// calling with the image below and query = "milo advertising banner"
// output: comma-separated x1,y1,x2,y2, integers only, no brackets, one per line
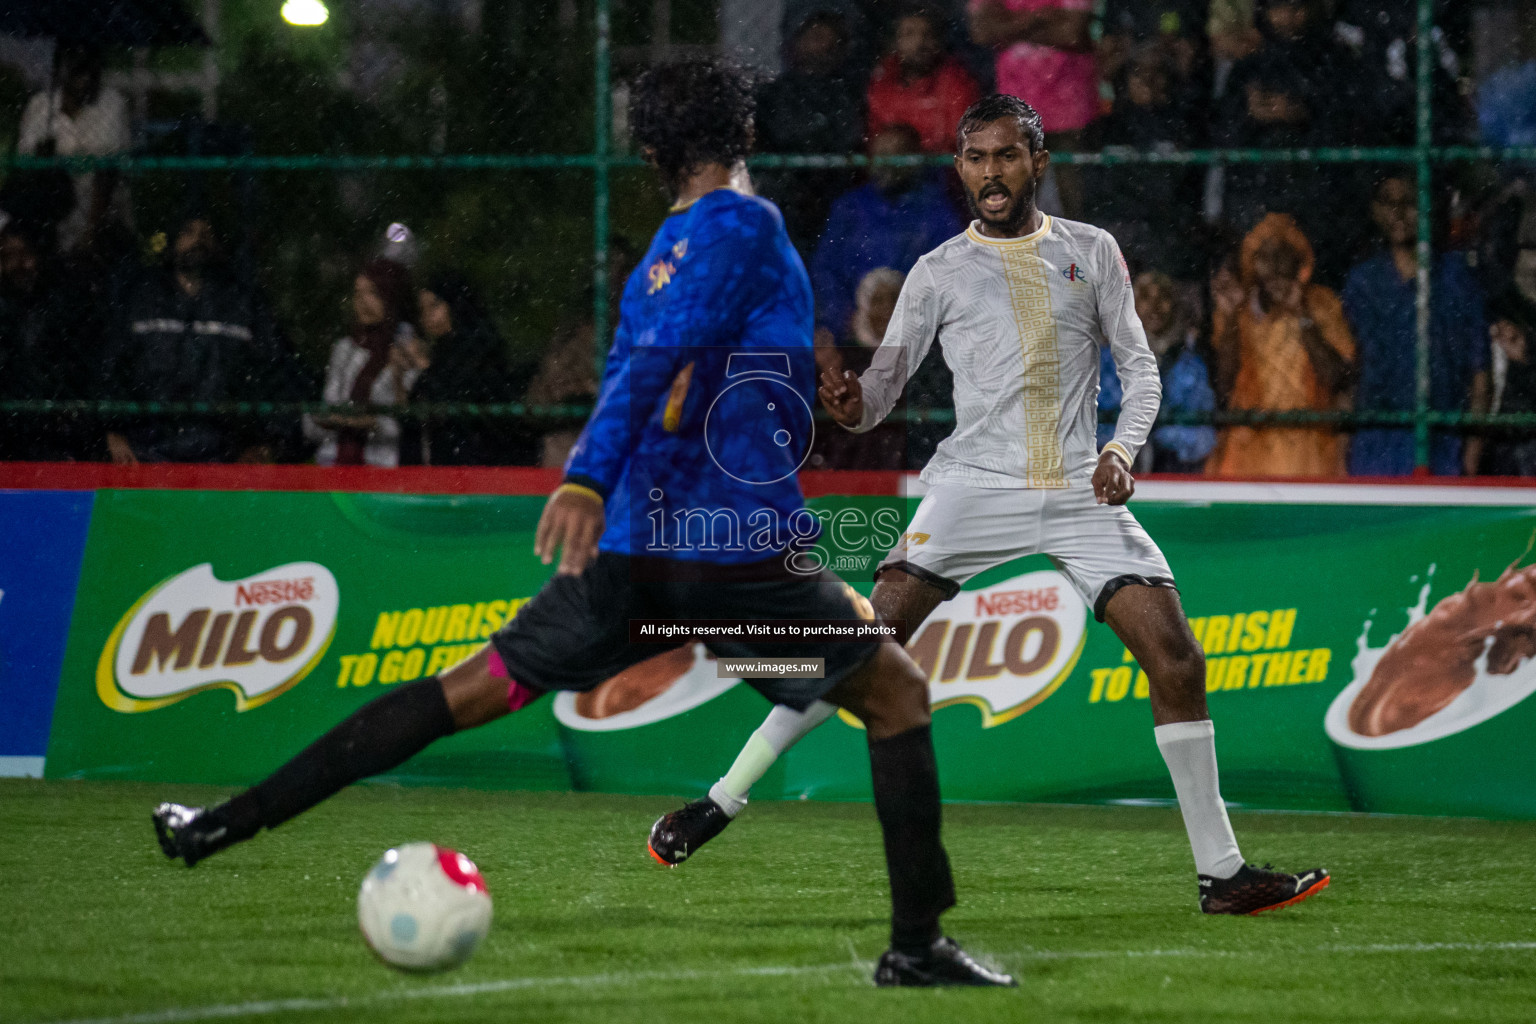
47,490,571,791
44,483,1536,819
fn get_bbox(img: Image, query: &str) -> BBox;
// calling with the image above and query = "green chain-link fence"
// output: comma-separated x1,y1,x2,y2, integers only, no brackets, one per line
3,0,1533,471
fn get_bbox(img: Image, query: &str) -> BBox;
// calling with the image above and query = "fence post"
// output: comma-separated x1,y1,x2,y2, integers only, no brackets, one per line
593,0,613,376
1412,0,1434,473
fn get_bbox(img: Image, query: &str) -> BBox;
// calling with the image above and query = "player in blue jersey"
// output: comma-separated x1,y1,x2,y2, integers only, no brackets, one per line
151,61,1012,988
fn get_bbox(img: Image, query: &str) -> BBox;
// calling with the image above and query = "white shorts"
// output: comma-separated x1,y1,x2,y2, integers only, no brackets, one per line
876,483,1176,621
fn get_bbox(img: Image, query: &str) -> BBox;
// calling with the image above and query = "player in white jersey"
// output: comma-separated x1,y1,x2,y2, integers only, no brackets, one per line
649,96,1330,918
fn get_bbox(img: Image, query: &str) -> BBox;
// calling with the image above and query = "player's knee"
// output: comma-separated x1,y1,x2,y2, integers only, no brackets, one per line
1150,638,1205,693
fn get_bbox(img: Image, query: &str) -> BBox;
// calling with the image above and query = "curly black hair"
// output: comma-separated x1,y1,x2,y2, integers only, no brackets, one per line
630,60,755,199
955,94,1045,154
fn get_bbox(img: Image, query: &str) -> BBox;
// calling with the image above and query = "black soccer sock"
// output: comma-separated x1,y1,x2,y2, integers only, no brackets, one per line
210,677,458,840
868,723,956,956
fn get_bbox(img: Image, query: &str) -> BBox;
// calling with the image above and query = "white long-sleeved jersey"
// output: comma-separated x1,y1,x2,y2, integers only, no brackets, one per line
851,215,1161,489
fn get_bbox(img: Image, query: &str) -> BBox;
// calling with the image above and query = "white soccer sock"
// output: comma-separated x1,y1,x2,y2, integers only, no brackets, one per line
710,700,838,817
1154,719,1245,880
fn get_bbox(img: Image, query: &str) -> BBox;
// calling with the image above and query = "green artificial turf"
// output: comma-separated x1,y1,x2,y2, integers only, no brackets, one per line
2,779,1534,1024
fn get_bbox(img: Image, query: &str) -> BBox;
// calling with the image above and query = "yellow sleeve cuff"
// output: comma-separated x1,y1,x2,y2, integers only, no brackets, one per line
555,483,605,505
1100,442,1133,470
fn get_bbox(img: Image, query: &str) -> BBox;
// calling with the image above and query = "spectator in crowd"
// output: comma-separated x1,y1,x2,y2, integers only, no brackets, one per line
525,241,640,469
848,266,906,349
97,215,309,464
16,44,131,258
1207,0,1261,66
1082,45,1206,280
1201,0,1258,232
1476,56,1536,149
0,218,101,460
525,323,597,470
968,0,1095,217
1220,0,1356,144
1207,213,1356,477
1470,179,1536,304
1213,0,1367,283
783,0,876,74
1333,0,1474,146
1098,270,1218,473
396,272,533,466
755,8,866,251
810,123,963,353
1097,0,1211,119
866,6,981,154
1482,287,1536,476
1342,175,1489,477
304,258,419,468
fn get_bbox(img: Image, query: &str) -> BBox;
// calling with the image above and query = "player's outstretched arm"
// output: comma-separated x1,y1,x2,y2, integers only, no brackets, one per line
818,367,865,427
830,260,942,433
1095,233,1162,471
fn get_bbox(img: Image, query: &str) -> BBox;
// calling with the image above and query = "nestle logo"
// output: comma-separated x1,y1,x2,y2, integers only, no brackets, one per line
236,578,315,606
975,587,1059,617
99,562,339,714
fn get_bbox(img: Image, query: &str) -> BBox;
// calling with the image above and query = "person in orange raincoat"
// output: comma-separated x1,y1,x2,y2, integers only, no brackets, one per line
1207,212,1356,477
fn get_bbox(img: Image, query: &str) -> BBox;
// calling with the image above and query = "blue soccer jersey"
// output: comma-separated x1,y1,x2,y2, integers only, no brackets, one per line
564,189,818,563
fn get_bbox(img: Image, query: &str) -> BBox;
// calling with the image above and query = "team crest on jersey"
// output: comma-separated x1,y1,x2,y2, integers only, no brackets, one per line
646,258,675,295
647,238,690,295
1061,263,1086,283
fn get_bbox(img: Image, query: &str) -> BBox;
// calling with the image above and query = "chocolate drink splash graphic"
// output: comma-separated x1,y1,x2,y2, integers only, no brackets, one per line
574,646,699,720
1349,543,1536,738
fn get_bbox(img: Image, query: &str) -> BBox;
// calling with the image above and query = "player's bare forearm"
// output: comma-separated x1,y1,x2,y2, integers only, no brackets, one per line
818,367,864,429
535,484,605,575
1093,450,1135,505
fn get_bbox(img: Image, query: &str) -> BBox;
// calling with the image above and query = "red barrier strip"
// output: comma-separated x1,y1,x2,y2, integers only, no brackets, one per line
0,462,564,495
0,462,1529,496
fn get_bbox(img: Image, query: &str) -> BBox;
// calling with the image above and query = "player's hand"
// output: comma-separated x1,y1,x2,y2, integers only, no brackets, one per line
1093,451,1135,506
818,368,864,428
535,485,605,576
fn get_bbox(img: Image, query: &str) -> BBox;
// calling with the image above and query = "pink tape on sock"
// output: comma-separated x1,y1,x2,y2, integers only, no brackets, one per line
486,647,510,678
507,681,538,712
488,647,540,712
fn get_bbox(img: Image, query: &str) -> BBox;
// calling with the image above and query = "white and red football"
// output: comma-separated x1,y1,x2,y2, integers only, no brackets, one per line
357,842,492,971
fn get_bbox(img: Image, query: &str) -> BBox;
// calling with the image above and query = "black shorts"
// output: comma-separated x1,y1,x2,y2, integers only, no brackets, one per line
490,552,880,711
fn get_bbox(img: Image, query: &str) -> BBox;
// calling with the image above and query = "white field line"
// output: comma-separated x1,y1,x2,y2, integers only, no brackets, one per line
28,941,1536,1024
28,964,859,1024
1021,941,1536,961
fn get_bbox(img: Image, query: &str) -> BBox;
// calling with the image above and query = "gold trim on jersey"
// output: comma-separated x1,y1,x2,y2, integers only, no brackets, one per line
991,221,1066,488
965,214,1052,247
668,185,745,213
